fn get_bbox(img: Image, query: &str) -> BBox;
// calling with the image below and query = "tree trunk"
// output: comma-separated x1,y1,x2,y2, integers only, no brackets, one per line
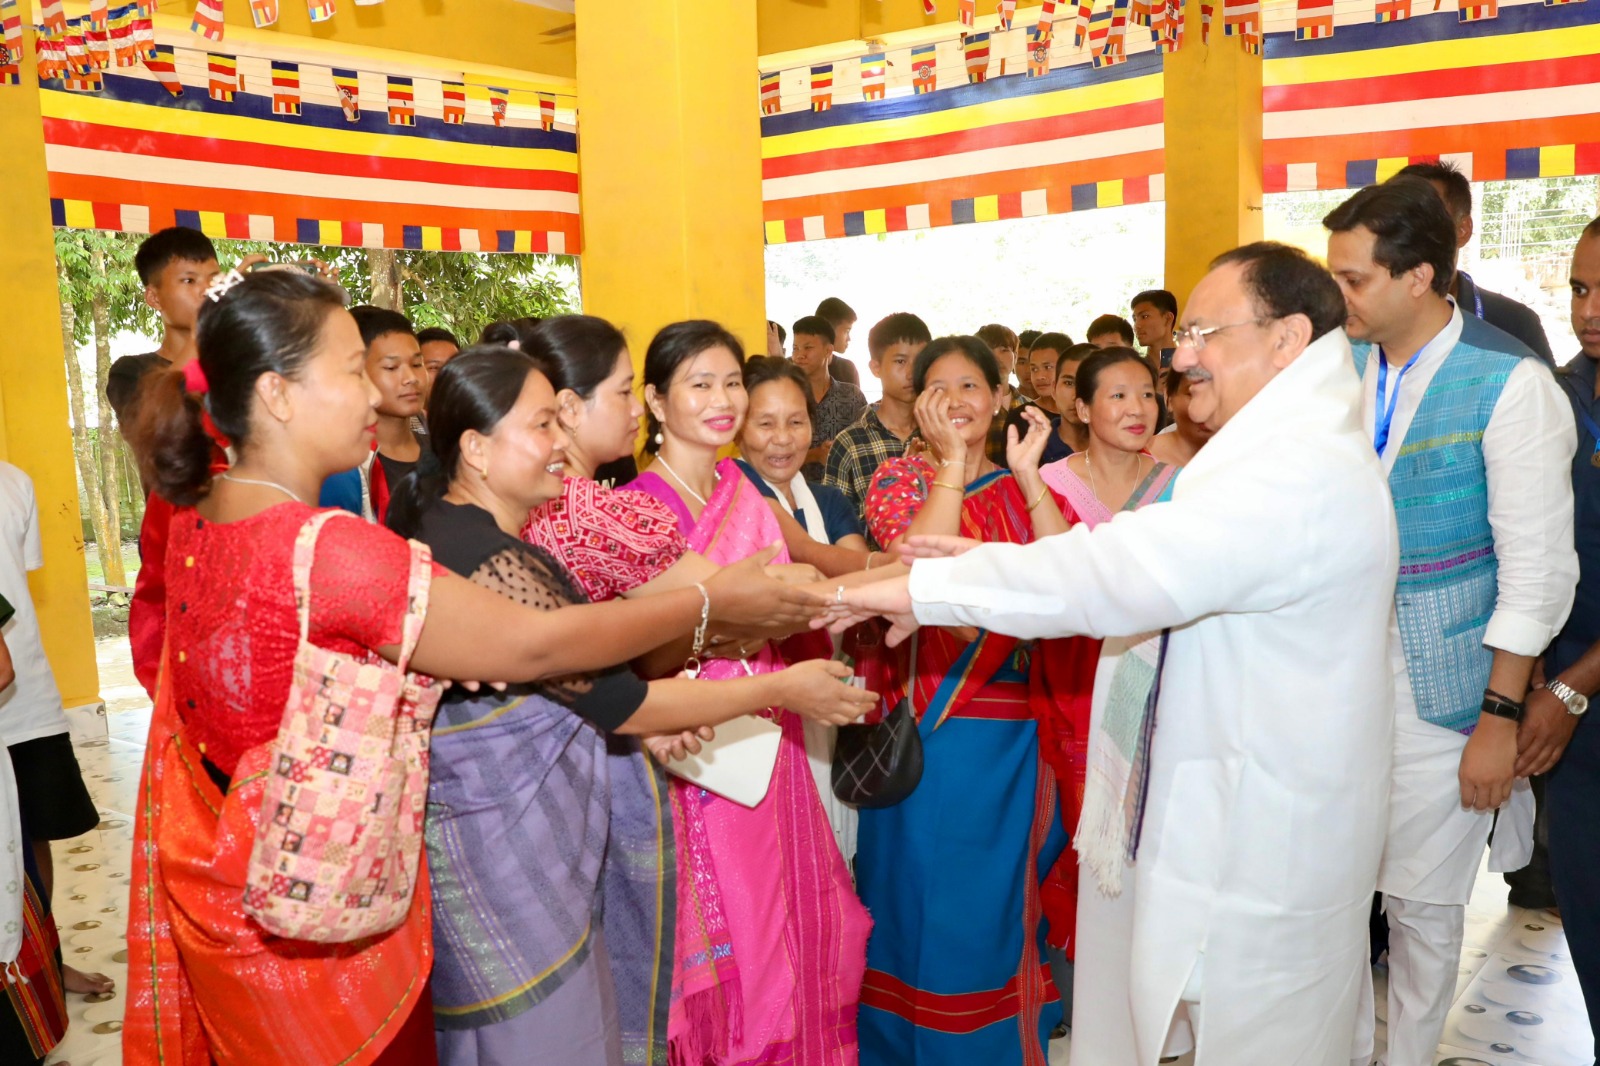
370,248,402,310
91,244,126,587
58,256,118,590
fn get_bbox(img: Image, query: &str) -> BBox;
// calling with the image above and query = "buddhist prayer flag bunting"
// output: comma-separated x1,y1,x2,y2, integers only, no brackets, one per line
960,0,975,29
964,31,990,81
538,91,555,129
271,59,300,114
0,62,16,84
141,41,180,95
307,0,335,22
191,0,225,41
1130,0,1154,26
1296,0,1334,37
109,7,135,65
207,51,237,99
1027,26,1051,74
1037,0,1059,39
1095,2,1132,63
1200,0,1216,40
131,15,155,59
1458,0,1497,18
760,70,781,112
63,66,103,90
911,43,937,93
249,0,278,27
37,31,67,78
997,0,1016,29
810,63,832,111
134,0,156,15
83,16,111,70
1072,0,1094,46
923,0,936,12
488,85,507,126
1223,0,1261,52
62,31,90,74
333,67,359,119
387,75,414,125
40,0,65,34
1151,0,1182,49
1,0,21,64
442,81,465,123
859,53,886,99
1374,0,1411,21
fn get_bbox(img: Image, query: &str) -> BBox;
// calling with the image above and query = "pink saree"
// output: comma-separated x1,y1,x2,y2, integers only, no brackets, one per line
630,459,871,1066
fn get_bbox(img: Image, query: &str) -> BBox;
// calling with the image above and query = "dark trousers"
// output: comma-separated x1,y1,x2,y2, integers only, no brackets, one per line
1548,713,1600,1058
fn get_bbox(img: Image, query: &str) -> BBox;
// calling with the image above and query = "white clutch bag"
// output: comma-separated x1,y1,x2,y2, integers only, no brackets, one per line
664,713,783,808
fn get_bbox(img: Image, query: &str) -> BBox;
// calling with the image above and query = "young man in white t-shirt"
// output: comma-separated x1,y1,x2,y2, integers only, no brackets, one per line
0,461,112,997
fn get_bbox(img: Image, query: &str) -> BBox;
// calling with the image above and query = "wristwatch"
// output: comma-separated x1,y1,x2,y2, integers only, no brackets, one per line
1545,678,1590,717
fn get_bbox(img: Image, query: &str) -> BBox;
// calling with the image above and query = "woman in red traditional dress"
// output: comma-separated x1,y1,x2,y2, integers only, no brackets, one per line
119,273,824,1066
855,335,1072,1066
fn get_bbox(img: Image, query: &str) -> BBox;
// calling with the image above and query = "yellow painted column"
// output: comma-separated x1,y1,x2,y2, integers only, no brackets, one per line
575,0,767,362
0,6,101,707
1162,36,1264,312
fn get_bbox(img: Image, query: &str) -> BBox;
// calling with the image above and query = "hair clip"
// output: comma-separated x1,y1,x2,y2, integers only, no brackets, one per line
204,268,246,303
182,359,209,395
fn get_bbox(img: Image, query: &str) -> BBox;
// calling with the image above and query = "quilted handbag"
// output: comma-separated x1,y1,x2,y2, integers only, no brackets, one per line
241,510,443,943
831,695,923,809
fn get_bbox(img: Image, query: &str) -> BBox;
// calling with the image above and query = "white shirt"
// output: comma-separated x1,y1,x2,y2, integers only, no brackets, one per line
0,462,69,746
1360,303,1578,659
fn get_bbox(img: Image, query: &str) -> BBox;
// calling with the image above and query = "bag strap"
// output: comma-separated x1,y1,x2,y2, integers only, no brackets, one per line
291,510,354,645
394,539,434,674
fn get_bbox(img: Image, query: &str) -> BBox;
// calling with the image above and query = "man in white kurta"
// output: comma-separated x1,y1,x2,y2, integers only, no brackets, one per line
1325,181,1578,1066
832,243,1399,1066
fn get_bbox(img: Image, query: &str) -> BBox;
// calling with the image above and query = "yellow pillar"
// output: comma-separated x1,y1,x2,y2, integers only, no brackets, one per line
1162,36,1264,312
575,0,767,361
0,6,101,707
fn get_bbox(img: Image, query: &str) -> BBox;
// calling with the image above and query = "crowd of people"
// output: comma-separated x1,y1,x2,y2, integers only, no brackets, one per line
3,160,1600,1066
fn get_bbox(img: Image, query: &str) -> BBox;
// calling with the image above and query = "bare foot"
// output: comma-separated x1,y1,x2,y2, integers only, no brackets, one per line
61,963,114,996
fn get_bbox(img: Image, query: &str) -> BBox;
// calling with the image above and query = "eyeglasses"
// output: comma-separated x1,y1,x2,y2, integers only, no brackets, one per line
1175,318,1271,351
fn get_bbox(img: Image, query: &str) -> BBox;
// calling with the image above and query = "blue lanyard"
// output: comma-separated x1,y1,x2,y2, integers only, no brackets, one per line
1374,349,1422,457
1459,272,1486,320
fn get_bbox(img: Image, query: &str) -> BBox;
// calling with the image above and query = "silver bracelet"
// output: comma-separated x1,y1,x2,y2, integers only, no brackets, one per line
685,582,711,678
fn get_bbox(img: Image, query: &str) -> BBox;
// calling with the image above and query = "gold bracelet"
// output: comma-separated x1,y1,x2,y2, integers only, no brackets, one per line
1027,485,1051,510
932,480,965,493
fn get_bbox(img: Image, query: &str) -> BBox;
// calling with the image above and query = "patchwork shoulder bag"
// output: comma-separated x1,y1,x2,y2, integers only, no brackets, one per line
241,510,443,943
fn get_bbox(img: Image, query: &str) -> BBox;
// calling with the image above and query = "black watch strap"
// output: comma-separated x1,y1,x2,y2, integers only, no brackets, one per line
1481,692,1525,723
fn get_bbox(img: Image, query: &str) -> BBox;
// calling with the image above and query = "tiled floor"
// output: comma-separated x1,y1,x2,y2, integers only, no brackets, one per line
38,638,1600,1065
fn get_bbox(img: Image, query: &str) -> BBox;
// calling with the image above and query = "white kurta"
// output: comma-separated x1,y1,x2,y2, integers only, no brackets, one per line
908,329,1399,1066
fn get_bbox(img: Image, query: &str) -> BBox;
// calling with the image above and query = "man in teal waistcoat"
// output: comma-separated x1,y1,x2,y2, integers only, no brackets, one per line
1326,180,1579,1066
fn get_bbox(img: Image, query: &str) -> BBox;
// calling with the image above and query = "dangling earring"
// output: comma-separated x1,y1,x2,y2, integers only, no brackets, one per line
479,463,489,480
653,431,664,446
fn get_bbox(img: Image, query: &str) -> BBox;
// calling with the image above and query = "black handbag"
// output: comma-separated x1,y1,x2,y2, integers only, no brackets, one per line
831,696,923,809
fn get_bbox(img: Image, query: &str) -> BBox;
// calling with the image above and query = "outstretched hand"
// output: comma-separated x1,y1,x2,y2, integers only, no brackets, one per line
818,575,920,646
705,544,825,628
645,726,717,764
898,535,982,562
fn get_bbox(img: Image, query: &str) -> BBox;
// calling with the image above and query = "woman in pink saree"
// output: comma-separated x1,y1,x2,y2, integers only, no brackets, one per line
627,320,871,1066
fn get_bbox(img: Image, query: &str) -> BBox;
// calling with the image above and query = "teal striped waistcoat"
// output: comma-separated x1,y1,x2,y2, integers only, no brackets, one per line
1355,316,1530,733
